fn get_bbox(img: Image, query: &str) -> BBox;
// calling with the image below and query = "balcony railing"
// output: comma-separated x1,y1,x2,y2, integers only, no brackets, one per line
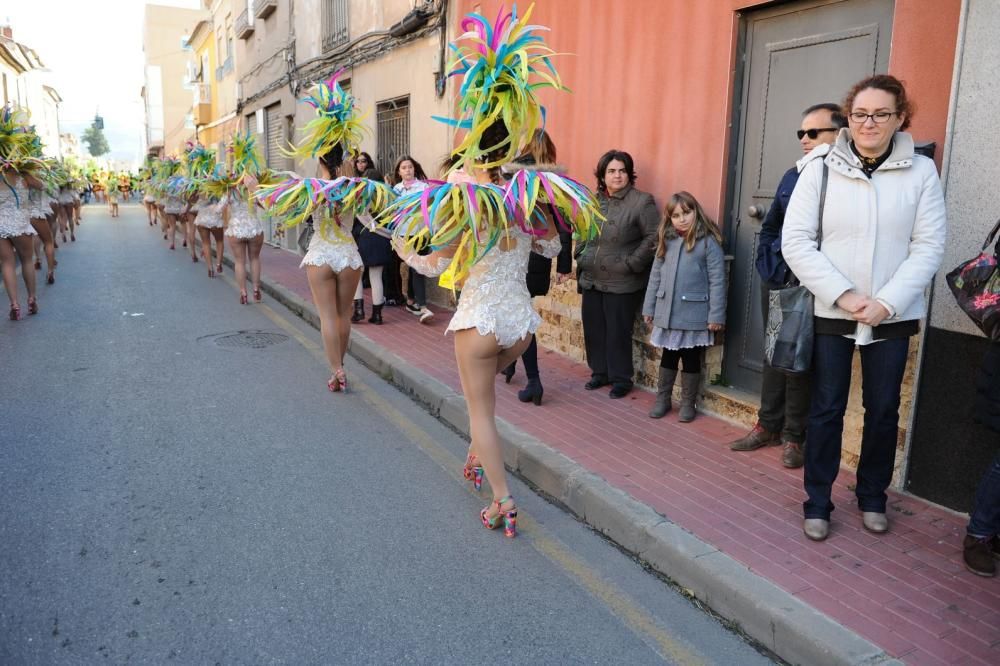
254,0,277,20
236,8,254,39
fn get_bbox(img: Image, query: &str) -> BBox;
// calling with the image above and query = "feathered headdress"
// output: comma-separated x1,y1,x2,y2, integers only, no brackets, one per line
256,176,394,241
229,131,264,177
286,68,366,161
0,107,47,176
185,143,216,179
434,3,565,170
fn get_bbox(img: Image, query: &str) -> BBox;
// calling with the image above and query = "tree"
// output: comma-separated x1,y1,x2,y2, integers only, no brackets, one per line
81,123,110,158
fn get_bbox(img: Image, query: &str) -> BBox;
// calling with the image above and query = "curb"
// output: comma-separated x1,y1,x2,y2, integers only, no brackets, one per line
223,248,901,666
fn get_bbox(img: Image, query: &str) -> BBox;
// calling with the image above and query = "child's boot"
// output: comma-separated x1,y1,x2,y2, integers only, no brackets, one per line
678,372,701,423
649,368,677,418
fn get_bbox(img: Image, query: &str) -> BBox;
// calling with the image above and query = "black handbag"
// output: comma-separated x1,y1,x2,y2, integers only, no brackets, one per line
763,163,827,375
946,218,1000,340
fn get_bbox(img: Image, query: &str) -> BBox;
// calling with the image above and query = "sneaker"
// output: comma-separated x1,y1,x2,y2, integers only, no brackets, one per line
418,307,434,324
963,535,997,577
729,423,780,451
781,441,804,468
405,302,422,316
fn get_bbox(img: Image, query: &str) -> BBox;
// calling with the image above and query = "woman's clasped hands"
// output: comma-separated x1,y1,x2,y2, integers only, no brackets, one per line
836,291,891,326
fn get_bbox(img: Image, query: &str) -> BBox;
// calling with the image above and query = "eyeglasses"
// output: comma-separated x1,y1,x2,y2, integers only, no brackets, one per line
848,111,897,124
797,128,838,140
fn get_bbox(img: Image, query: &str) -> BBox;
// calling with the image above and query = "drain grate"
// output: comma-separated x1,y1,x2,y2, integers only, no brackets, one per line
212,330,289,349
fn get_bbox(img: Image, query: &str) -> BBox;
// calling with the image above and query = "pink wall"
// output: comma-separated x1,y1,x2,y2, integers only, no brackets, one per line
454,0,960,223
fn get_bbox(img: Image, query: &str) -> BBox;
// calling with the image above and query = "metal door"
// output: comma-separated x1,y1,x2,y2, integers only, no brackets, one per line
723,0,894,392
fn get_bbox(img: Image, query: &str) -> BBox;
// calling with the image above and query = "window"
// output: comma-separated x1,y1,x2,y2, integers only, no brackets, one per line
376,96,409,175
225,14,234,58
322,0,349,51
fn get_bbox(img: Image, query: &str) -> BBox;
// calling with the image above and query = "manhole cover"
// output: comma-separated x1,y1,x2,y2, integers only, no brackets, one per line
210,330,289,349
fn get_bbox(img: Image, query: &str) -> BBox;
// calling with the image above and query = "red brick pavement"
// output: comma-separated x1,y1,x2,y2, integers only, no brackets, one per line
251,242,1000,665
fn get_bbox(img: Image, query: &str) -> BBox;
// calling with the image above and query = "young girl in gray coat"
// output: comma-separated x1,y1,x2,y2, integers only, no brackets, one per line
642,191,727,422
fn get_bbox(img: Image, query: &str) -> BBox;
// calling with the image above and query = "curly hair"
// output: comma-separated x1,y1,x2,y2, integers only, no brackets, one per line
843,74,915,131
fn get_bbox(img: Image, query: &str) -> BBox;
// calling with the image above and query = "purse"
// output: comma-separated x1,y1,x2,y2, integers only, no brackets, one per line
946,218,1000,340
296,216,315,254
763,163,827,375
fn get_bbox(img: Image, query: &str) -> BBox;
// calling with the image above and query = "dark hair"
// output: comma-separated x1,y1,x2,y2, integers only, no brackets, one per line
842,74,914,131
392,155,428,183
362,167,385,183
480,120,511,164
353,151,374,170
803,102,847,129
594,150,636,194
318,144,344,175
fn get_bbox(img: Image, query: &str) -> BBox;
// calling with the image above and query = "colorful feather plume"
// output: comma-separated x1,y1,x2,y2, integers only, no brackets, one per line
434,3,565,169
380,179,512,286
229,131,264,177
503,168,601,242
286,68,367,161
255,175,394,241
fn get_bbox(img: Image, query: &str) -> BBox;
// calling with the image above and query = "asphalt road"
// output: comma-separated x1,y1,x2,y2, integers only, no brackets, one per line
0,203,775,665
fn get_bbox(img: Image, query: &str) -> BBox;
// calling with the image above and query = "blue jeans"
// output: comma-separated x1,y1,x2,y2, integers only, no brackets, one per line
968,452,1000,538
803,334,909,519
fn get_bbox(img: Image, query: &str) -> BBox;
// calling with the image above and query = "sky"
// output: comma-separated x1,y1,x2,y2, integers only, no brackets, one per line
3,0,202,167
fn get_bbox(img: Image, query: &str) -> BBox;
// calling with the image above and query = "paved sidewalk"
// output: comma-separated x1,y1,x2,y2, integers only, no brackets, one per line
216,238,998,665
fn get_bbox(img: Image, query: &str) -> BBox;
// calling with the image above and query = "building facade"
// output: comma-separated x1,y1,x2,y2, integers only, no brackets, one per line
141,3,210,158
0,26,62,158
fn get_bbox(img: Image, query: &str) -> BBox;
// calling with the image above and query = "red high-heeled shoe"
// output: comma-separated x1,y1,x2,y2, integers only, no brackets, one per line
34,259,41,270
47,272,55,285
9,303,20,321
239,291,248,305
27,297,38,315
253,287,262,302
191,254,198,263
208,266,215,278
216,264,223,275
169,243,175,250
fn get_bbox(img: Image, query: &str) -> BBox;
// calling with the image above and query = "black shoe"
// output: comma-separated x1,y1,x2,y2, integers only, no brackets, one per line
585,377,610,391
350,299,365,323
368,304,383,325
518,378,543,405
405,301,422,316
964,535,997,577
609,384,632,399
500,362,516,384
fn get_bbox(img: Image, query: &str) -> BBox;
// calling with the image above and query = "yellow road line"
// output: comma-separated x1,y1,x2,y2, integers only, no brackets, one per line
220,274,706,665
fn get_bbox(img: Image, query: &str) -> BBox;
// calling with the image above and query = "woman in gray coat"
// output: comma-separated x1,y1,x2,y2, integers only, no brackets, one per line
642,191,727,422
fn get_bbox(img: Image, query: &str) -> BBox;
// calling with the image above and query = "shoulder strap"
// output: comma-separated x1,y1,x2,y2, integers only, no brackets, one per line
983,218,1000,252
817,162,829,249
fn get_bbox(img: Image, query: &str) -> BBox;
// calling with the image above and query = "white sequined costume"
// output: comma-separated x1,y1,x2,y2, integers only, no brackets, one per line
194,199,224,229
162,195,187,215
27,188,55,219
300,213,363,273
0,180,38,238
224,196,264,239
407,230,562,348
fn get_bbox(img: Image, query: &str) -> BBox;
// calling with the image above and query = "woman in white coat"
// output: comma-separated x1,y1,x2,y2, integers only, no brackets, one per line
782,75,946,542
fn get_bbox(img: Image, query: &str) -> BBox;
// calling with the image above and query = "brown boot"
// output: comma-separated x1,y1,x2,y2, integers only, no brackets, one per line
729,423,780,451
963,535,997,577
649,368,677,418
781,441,804,468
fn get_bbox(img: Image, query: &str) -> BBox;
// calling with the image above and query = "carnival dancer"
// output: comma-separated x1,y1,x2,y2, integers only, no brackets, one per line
178,143,213,263
191,151,226,277
158,158,185,250
56,167,77,243
383,5,602,537
140,164,157,226
28,163,58,284
222,132,270,304
256,71,393,391
0,107,45,319
105,177,120,218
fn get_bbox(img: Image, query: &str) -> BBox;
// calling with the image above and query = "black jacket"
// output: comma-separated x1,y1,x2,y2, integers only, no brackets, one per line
976,343,1000,434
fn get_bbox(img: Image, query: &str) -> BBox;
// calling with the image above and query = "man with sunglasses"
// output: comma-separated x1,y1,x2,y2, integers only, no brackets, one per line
729,102,847,468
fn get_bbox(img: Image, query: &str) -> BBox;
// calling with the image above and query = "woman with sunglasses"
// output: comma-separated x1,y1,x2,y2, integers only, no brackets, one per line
782,75,947,542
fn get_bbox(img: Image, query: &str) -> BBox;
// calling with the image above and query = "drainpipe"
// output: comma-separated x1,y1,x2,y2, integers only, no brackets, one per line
897,0,969,491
